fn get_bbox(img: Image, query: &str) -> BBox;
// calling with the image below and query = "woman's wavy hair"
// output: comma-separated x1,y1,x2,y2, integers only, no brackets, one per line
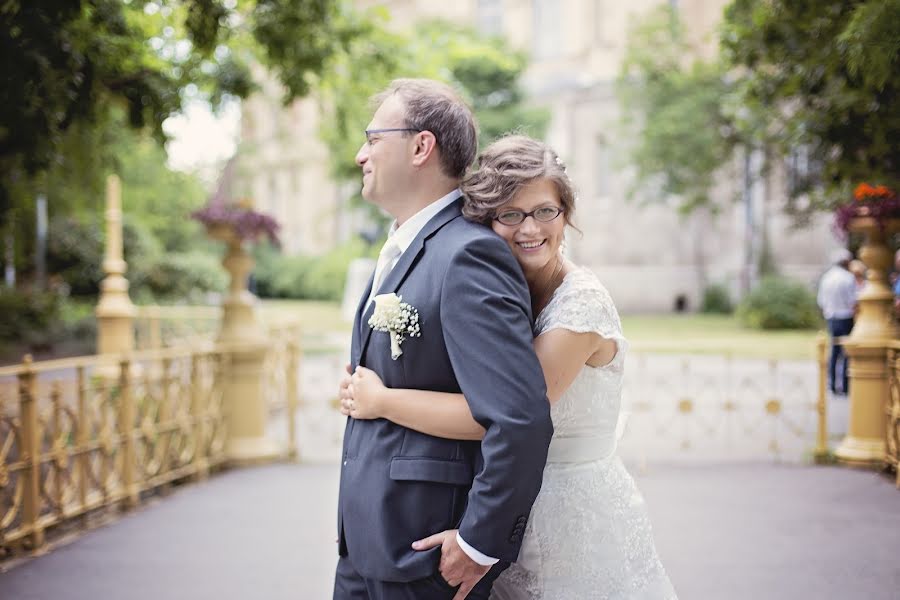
461,135,578,230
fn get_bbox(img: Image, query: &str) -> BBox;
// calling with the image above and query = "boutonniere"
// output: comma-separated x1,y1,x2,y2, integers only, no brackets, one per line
368,293,421,360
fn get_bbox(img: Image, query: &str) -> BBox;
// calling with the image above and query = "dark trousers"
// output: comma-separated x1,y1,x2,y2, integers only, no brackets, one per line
334,554,506,600
827,317,854,394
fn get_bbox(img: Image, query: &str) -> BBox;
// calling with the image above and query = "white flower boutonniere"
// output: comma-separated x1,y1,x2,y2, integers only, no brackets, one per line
368,293,421,360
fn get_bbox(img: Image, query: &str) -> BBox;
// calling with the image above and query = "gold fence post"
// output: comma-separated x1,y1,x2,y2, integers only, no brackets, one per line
815,331,830,463
50,381,64,518
190,353,209,480
18,355,45,551
118,357,139,509
76,366,89,519
287,338,300,462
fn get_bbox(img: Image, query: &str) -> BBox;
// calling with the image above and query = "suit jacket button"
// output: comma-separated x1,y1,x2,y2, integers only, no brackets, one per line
509,535,520,543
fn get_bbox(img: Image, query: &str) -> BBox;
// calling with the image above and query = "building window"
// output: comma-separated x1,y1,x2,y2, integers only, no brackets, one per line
477,0,503,37
533,0,561,59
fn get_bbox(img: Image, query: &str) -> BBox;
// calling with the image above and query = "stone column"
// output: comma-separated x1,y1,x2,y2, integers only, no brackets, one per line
835,217,900,466
209,224,281,463
95,175,136,360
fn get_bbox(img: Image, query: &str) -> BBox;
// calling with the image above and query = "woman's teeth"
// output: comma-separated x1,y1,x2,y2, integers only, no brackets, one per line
518,240,545,249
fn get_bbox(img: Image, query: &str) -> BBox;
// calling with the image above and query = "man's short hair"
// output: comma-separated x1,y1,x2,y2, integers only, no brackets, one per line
830,248,852,265
374,79,478,180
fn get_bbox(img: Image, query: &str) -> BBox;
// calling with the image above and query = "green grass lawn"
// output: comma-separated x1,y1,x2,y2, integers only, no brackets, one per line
260,299,353,333
260,300,824,361
621,314,824,361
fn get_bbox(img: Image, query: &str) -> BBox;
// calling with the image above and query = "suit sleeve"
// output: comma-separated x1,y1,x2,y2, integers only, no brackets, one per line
441,234,553,562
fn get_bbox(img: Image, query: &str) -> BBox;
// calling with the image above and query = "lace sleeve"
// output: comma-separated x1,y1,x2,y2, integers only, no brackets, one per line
536,269,628,369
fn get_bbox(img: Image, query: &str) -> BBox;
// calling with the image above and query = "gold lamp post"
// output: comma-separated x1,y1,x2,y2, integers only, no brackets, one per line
835,216,900,466
95,174,136,364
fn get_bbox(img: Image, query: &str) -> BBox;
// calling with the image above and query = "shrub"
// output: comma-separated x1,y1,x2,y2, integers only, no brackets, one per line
145,251,228,302
254,239,374,301
0,288,63,344
701,283,733,314
736,276,821,330
47,215,104,296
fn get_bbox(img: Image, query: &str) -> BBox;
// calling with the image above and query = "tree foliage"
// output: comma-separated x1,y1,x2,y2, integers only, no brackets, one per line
721,0,900,203
1,0,367,228
617,6,734,212
317,16,549,184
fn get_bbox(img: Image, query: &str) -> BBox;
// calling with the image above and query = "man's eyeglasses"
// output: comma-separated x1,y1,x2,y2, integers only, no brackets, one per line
365,128,421,144
493,206,564,226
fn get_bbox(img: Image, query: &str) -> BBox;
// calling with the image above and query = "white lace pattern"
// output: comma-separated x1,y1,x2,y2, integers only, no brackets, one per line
490,267,678,600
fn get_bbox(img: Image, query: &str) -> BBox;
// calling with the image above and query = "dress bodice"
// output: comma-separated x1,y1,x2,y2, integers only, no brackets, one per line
490,266,677,600
534,267,627,444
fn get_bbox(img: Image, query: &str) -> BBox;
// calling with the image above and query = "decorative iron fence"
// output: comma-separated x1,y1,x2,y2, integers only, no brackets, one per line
885,342,900,486
0,347,229,557
618,335,830,464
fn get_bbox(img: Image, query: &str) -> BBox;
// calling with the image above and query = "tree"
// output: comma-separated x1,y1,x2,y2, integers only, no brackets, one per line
616,6,734,213
721,0,900,206
1,0,370,231
317,17,550,185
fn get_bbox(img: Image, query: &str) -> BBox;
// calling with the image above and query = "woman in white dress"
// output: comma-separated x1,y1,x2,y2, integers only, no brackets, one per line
342,135,677,599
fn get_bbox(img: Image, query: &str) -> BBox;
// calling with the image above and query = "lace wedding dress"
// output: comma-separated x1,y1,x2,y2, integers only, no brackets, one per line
490,267,678,600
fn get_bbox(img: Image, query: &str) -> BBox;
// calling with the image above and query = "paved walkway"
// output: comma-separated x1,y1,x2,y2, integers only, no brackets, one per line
1,461,897,599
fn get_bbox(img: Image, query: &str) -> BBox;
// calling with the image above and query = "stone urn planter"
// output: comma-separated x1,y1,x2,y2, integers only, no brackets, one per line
833,186,900,466
192,197,281,464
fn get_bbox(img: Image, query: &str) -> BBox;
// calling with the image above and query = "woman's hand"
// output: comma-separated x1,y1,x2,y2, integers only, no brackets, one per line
340,366,387,420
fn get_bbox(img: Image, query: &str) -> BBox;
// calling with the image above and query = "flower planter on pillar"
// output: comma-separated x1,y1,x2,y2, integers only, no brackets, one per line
835,217,900,467
207,223,281,464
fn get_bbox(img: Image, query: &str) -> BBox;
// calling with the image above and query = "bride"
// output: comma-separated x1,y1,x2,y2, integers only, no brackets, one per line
341,135,677,599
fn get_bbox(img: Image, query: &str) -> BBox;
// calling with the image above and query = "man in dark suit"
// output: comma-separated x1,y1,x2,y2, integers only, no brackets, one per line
333,79,553,600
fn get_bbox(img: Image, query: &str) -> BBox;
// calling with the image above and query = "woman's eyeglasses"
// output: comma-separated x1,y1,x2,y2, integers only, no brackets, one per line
493,206,564,226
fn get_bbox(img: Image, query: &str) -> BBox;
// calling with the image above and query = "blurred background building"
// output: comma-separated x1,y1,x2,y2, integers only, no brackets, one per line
237,0,834,312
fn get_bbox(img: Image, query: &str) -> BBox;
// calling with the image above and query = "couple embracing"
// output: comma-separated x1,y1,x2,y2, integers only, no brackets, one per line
333,78,676,600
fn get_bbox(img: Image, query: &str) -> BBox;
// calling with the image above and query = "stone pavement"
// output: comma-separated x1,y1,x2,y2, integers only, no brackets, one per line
1,461,898,600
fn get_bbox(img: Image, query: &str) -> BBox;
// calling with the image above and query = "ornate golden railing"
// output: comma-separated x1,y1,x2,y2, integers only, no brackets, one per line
134,305,221,350
619,334,831,463
0,347,230,557
885,342,900,486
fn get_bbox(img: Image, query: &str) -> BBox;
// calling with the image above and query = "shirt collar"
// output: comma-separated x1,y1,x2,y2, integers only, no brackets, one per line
387,188,462,254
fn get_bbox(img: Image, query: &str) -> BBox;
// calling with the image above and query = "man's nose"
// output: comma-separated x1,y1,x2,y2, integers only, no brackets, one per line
355,143,368,166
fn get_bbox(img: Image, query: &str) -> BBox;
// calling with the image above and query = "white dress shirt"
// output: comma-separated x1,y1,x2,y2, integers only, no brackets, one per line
365,189,500,565
817,265,857,319
365,189,462,310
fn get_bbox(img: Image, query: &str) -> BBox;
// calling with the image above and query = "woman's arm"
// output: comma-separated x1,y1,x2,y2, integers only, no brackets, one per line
343,331,618,439
533,329,617,403
345,367,485,440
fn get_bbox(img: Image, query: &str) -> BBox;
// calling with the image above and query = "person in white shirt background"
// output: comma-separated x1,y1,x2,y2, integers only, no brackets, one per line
817,248,858,395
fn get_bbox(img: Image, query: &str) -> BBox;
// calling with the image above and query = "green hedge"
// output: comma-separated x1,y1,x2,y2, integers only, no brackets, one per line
736,276,821,330
254,239,375,302
700,283,734,314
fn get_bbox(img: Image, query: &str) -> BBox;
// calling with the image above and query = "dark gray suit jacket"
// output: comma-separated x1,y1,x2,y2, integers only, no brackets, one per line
338,197,553,582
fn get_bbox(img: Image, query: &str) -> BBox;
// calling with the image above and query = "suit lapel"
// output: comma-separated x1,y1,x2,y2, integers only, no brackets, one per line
351,271,375,367
356,198,463,364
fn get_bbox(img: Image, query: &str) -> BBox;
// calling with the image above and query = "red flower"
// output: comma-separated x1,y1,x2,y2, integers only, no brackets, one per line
854,183,894,201
854,183,875,201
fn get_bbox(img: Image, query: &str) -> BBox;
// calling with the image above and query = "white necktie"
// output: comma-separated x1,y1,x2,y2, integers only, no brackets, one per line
367,239,401,306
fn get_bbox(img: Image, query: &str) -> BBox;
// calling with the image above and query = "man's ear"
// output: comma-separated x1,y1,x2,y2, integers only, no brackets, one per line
411,131,438,168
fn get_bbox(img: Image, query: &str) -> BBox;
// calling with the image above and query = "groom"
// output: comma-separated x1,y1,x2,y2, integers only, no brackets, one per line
334,79,553,600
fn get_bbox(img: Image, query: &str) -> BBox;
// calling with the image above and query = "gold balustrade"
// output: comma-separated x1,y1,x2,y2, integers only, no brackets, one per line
0,322,303,560
885,342,900,486
133,305,222,350
620,340,831,463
